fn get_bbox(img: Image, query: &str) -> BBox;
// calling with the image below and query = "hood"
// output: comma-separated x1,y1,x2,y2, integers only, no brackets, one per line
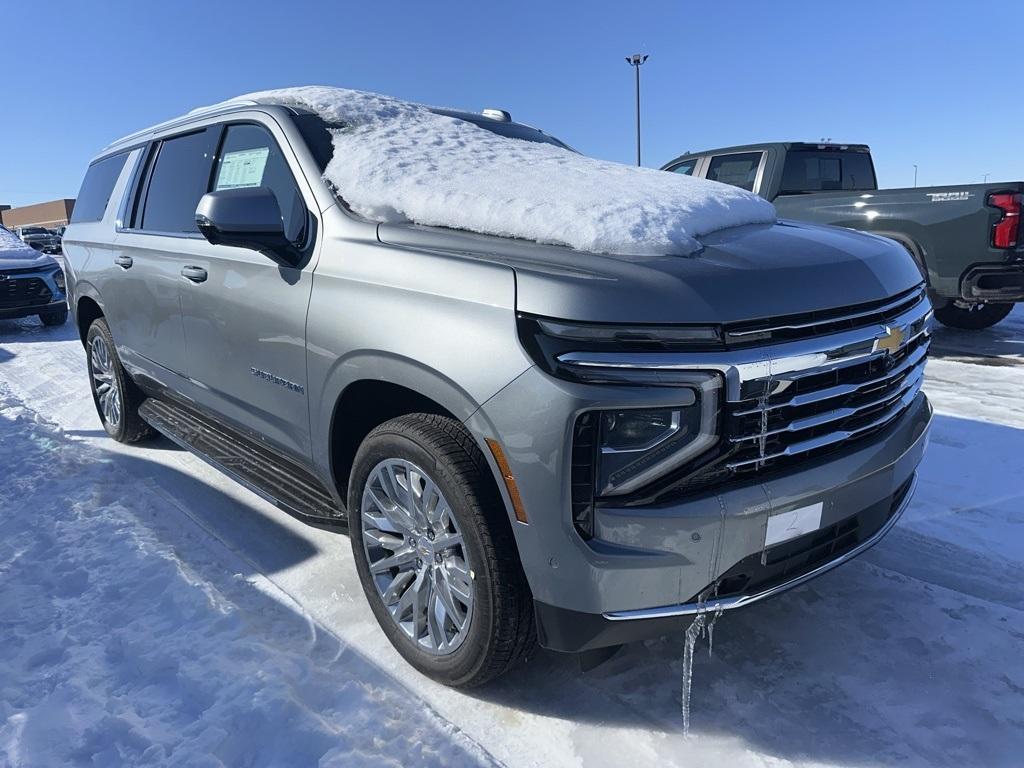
377,219,924,325
0,233,57,271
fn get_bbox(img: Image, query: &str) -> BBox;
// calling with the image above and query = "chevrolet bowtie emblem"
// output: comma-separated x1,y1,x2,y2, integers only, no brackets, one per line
874,325,905,355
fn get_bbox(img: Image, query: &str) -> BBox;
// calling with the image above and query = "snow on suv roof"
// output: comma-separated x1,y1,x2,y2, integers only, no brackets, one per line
210,85,778,256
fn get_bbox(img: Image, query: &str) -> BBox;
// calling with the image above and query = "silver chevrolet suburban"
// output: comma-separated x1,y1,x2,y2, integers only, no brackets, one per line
64,94,932,687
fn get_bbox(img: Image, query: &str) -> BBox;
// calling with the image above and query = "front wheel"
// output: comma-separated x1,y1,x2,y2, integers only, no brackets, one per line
348,413,534,687
934,302,1013,330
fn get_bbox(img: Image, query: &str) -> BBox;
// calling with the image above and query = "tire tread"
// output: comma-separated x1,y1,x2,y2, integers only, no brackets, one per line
357,413,535,686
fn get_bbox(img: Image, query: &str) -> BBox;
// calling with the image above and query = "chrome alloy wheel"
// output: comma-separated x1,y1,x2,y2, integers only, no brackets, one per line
361,459,474,655
90,334,121,428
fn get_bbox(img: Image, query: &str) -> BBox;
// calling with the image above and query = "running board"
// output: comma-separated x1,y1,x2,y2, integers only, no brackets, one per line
138,397,347,531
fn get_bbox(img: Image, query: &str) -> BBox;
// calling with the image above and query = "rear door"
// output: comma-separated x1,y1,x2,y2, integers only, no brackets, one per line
105,128,220,383
177,119,319,464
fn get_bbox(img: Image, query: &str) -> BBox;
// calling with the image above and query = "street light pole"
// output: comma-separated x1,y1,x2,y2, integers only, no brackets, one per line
913,164,918,188
625,54,648,166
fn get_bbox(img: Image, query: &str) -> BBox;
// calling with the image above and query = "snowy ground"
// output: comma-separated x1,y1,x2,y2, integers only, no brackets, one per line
1,307,1022,767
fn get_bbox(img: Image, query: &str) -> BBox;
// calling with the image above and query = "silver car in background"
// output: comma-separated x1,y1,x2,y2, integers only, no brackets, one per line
63,94,931,686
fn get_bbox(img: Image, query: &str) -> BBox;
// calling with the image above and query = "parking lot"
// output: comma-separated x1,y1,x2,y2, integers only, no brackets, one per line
1,306,1021,767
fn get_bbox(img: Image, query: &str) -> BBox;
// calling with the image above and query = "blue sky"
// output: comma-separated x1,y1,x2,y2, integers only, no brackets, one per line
0,0,1016,207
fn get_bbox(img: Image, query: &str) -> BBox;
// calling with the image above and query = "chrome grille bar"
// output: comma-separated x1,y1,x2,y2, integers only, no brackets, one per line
732,341,929,416
726,374,925,470
729,366,925,444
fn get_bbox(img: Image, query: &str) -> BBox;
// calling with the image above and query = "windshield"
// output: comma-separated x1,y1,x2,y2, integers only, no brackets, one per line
293,110,574,173
21,227,48,235
430,109,574,151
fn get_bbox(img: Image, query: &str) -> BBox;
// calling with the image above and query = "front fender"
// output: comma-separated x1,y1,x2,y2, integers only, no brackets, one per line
311,349,530,491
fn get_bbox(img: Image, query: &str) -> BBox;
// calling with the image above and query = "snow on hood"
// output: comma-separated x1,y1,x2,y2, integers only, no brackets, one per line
0,226,45,260
217,86,778,256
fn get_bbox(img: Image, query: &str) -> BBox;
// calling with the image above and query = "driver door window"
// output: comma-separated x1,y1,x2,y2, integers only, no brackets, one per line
213,124,308,244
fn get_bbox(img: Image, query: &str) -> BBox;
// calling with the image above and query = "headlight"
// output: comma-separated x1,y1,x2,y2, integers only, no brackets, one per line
520,314,725,536
570,373,721,537
590,374,719,497
52,267,66,291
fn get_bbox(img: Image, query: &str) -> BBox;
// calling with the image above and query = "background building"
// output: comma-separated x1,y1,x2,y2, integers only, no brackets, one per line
1,199,75,230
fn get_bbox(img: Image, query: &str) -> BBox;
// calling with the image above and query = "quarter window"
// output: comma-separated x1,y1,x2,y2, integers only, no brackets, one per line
140,129,219,233
706,152,763,192
213,124,307,243
71,152,129,223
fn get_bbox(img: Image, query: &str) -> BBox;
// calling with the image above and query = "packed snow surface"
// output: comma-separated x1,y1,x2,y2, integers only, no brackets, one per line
0,382,492,767
214,85,777,255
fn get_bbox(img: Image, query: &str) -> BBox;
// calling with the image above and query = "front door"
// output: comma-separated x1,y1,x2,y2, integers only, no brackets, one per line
178,121,320,465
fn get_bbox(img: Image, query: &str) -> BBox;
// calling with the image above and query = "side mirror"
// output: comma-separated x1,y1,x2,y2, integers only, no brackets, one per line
195,187,302,265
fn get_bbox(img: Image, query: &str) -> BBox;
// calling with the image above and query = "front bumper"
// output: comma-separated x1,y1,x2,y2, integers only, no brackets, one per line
0,269,66,320
533,472,918,653
470,362,932,653
0,299,66,320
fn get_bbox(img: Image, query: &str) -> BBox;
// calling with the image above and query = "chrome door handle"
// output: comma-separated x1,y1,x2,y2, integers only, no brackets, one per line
180,265,208,283
114,255,133,269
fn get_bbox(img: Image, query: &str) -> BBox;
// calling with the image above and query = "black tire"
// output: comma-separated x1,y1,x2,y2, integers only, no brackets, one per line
348,413,534,687
38,306,68,326
934,302,1013,330
85,318,153,443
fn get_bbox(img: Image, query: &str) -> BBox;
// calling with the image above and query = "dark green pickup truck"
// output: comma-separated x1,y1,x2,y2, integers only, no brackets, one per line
661,143,1024,329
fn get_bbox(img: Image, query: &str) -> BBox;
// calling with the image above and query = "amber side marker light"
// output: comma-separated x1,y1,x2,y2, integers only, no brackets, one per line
485,438,529,523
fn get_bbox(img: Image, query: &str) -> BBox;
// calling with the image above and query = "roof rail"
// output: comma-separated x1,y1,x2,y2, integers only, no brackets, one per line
185,99,259,116
102,99,261,153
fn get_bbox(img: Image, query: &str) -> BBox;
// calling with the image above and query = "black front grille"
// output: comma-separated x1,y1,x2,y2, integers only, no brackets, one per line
688,476,913,603
724,284,927,346
0,276,52,309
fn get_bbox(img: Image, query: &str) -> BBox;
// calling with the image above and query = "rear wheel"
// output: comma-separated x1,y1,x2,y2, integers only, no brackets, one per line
348,413,534,687
934,301,1013,330
85,318,153,443
38,306,68,326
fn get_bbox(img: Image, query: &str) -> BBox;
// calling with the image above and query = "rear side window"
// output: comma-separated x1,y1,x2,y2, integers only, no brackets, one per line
70,152,129,223
213,124,307,242
780,151,877,194
140,129,219,233
706,152,762,192
668,158,698,176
